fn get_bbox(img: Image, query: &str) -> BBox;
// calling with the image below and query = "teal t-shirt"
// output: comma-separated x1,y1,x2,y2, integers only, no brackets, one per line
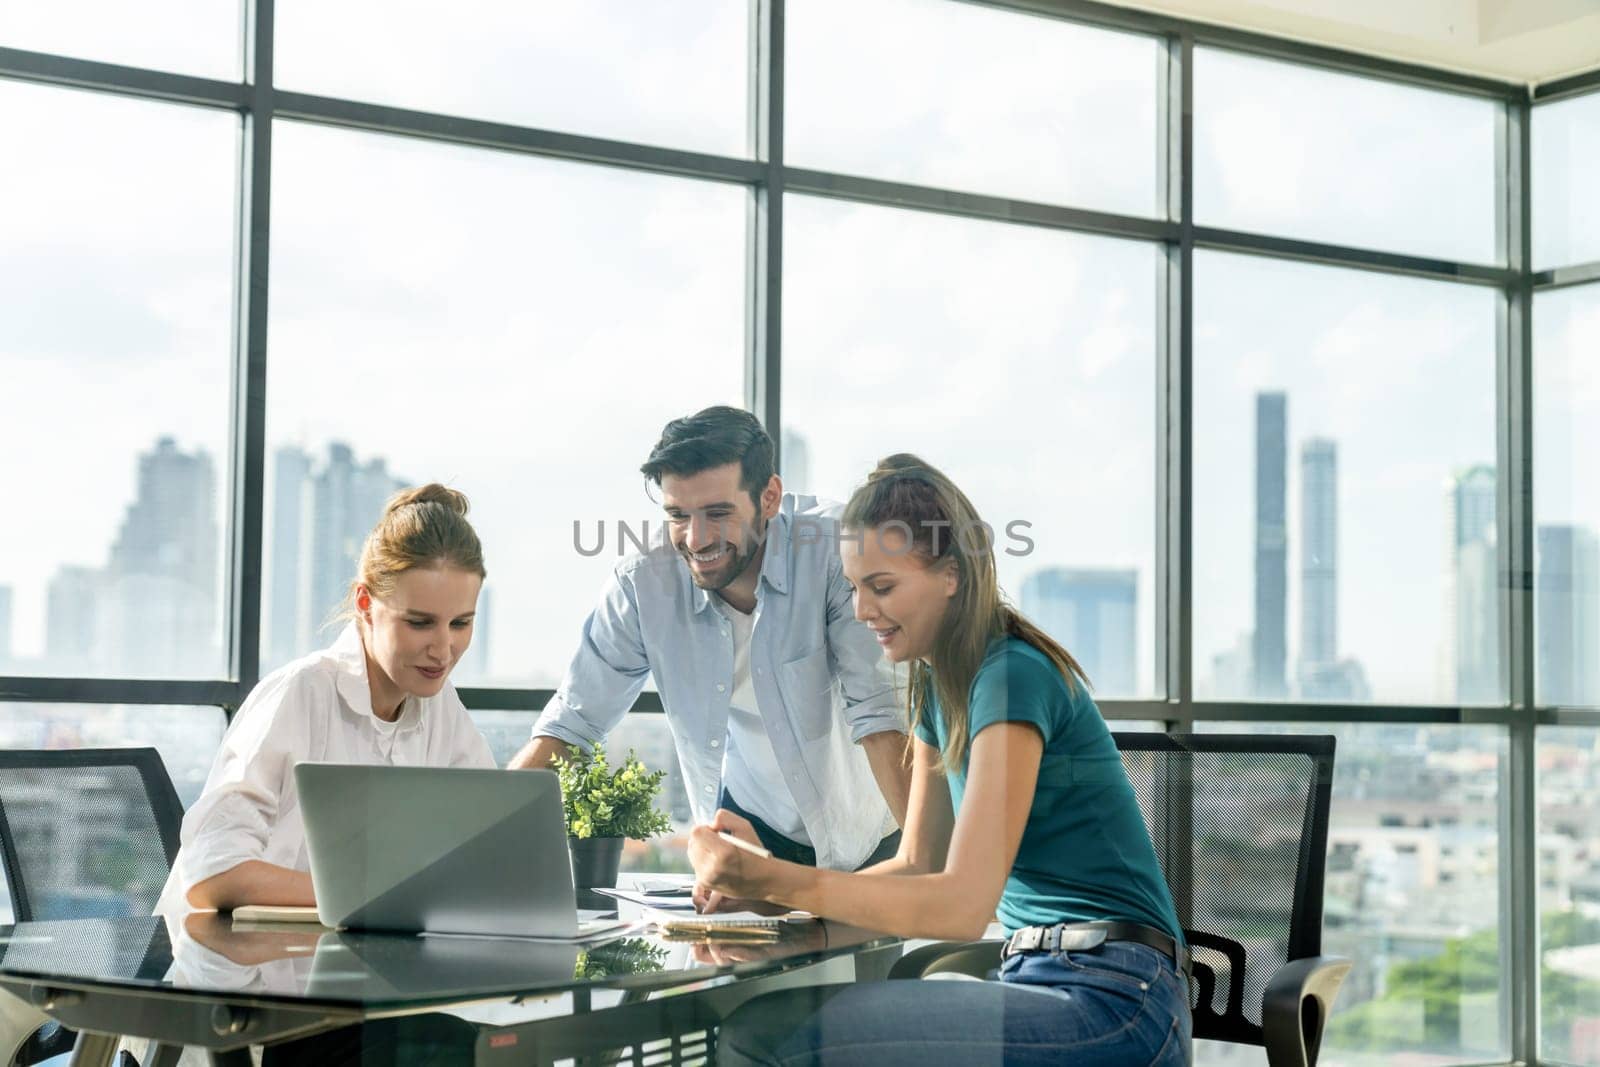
915,637,1183,941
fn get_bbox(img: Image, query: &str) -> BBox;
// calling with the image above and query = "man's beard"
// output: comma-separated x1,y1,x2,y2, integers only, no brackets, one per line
680,518,765,591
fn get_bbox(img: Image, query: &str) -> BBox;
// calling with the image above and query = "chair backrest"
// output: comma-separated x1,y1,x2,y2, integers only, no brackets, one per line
1113,732,1336,1048
0,748,184,922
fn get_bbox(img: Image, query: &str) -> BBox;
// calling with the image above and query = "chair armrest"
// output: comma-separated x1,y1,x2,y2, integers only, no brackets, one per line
887,940,1003,981
1261,955,1352,1067
0,988,51,1066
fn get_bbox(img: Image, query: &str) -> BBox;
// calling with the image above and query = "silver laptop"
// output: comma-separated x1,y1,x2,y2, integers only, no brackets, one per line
295,763,609,939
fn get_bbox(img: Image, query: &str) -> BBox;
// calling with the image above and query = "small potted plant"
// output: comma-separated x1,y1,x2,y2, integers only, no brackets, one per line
573,937,670,981
553,741,675,908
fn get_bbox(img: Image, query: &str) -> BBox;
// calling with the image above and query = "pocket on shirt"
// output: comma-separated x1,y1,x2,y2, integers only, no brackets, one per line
779,648,836,741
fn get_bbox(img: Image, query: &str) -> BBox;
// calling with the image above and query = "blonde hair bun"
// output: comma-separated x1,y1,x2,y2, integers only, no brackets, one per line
385,482,470,518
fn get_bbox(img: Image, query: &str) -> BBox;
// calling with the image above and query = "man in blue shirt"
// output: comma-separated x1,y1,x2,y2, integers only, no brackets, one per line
510,407,910,871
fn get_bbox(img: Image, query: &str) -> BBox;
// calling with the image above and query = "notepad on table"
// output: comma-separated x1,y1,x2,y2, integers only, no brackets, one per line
230,904,327,925
645,906,812,940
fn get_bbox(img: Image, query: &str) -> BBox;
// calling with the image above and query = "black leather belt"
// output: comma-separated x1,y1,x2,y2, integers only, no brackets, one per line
1001,921,1188,979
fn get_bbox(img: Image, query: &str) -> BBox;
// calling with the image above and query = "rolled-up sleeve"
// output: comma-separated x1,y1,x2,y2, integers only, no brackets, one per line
172,674,313,899
825,555,906,743
532,564,653,750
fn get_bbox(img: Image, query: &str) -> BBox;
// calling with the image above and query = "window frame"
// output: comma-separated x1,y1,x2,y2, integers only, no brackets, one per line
6,5,1600,1063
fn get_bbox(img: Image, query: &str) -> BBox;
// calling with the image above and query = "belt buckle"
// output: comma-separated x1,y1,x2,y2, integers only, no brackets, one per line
1010,927,1044,955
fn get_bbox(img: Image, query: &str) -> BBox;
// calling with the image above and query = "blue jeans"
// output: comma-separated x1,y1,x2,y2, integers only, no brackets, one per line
717,941,1192,1066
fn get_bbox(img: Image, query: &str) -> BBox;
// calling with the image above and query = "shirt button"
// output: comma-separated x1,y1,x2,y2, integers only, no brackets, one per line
716,684,726,693
710,739,721,748
755,668,764,677
703,785,715,795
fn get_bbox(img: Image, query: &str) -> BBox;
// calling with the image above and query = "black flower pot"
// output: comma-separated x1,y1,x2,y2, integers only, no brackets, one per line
569,835,624,910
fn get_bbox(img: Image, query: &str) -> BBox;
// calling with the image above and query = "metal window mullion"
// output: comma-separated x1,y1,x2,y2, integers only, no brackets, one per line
0,45,247,109
1532,261,1600,290
1498,92,1540,1067
227,0,274,710
1161,32,1195,736
749,0,784,453
0,678,245,707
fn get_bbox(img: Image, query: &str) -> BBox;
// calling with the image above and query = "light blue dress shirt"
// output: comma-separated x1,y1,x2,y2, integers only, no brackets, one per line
532,493,904,870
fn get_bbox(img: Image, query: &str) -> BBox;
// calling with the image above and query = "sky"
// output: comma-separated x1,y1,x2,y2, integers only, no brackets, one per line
0,0,1596,707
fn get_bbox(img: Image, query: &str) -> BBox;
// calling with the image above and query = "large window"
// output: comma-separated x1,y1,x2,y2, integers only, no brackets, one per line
0,1,242,80
1197,723,1508,1066
274,0,751,157
0,80,238,681
784,195,1161,698
0,704,227,924
1533,91,1600,269
262,120,745,685
786,0,1160,215
4,10,1598,1065
1534,284,1600,709
1539,727,1600,1064
1194,252,1499,705
1194,48,1498,264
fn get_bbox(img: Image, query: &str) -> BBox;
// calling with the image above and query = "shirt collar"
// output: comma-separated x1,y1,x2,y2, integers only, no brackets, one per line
326,622,423,733
687,507,791,614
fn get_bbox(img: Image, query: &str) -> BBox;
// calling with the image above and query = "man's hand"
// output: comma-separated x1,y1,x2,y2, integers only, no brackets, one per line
507,735,580,771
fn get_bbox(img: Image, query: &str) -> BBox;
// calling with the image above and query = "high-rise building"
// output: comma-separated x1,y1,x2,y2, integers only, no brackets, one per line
1299,439,1338,678
782,429,811,496
46,565,101,672
1538,524,1600,707
1020,567,1137,697
102,437,219,676
0,584,12,670
1295,439,1371,702
1447,466,1500,704
302,443,405,647
1253,392,1288,699
266,445,313,672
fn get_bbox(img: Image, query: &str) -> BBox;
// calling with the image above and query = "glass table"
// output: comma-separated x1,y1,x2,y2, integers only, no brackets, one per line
0,912,902,1065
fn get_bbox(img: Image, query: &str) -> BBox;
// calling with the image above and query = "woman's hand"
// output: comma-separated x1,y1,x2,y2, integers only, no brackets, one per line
689,809,771,912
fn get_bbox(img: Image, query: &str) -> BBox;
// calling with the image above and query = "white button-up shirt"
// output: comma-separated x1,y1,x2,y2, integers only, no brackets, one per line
156,623,495,913
533,494,904,871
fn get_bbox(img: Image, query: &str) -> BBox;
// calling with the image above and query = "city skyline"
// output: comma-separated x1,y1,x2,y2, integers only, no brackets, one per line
2,425,1596,714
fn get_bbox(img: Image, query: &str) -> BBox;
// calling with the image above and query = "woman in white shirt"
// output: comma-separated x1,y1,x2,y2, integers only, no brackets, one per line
159,482,496,914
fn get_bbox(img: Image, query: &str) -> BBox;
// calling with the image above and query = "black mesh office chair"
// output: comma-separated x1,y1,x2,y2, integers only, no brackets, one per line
890,733,1351,1067
0,748,185,1067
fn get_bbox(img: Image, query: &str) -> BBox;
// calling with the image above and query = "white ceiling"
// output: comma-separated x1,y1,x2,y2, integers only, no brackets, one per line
1101,0,1600,86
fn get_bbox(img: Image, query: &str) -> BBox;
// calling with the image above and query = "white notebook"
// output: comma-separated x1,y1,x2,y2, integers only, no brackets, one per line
230,904,327,925
644,906,813,928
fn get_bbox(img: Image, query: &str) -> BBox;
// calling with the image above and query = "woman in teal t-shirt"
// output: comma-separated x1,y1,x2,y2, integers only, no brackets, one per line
689,454,1192,1066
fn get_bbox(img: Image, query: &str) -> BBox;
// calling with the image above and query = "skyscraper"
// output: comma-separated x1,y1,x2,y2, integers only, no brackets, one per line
1538,524,1600,707
1253,392,1288,699
1448,466,1500,704
46,565,101,672
102,437,219,676
302,443,405,647
1299,439,1338,679
1020,567,1137,697
266,445,313,672
1295,439,1371,702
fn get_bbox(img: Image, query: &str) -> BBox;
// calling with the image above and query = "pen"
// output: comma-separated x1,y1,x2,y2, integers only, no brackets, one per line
718,831,773,859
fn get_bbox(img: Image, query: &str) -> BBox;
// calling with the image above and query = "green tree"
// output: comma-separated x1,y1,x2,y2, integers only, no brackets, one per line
1327,910,1600,1061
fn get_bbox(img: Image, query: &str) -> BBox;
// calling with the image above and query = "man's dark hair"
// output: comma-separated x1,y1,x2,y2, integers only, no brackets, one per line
640,406,775,505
